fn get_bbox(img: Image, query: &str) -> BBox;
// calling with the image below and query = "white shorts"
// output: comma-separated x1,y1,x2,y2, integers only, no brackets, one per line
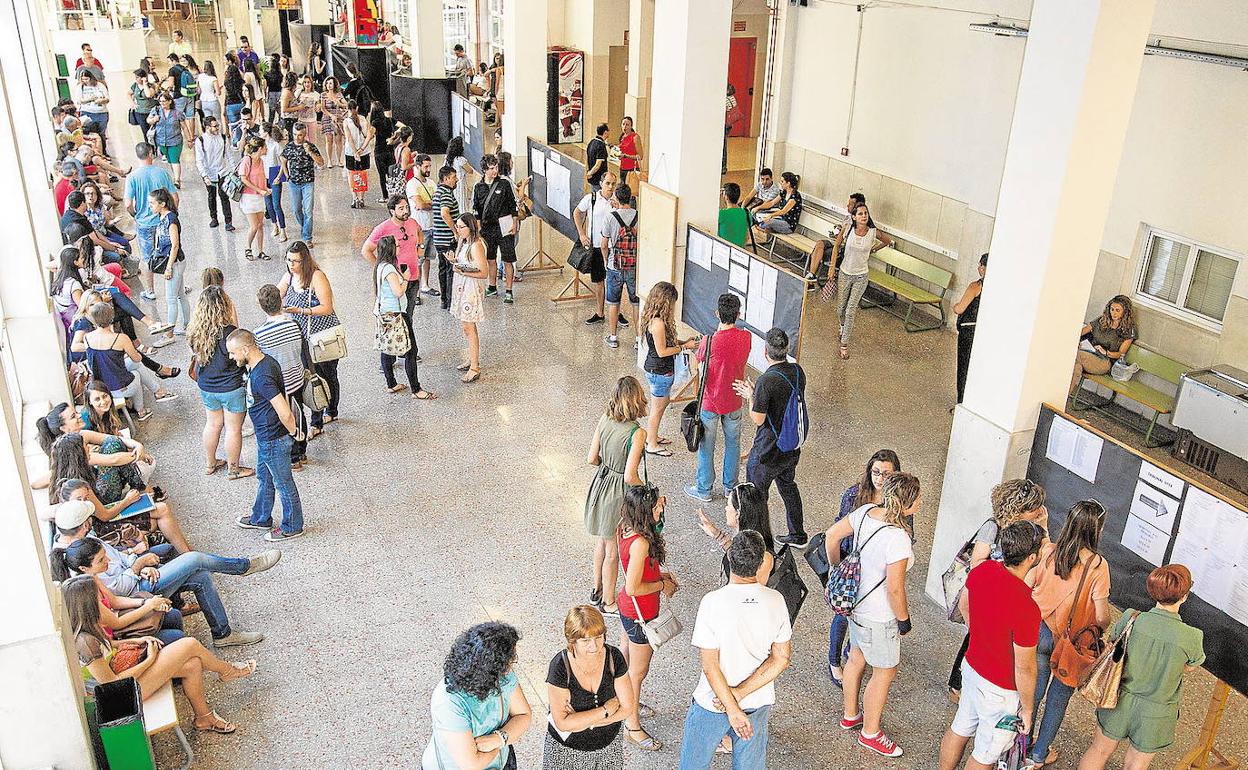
239,192,266,214
848,617,900,669
950,660,1020,765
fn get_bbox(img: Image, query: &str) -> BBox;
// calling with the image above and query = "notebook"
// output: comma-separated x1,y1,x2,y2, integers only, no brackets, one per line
116,493,156,520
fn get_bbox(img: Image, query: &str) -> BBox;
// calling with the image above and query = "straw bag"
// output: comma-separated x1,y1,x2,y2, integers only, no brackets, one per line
1078,610,1139,709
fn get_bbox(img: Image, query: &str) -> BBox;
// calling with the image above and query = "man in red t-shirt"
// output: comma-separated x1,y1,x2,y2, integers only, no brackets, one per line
939,521,1044,770
54,162,78,216
684,292,752,502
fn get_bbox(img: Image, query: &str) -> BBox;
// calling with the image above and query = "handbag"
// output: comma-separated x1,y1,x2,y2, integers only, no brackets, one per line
681,333,713,452
630,593,683,651
566,243,594,274
109,642,149,673
1078,610,1140,709
115,594,166,639
301,287,348,363
221,153,247,202
1050,555,1106,687
803,531,831,586
127,108,140,126
941,521,992,624
301,368,331,411
767,545,809,625
386,147,407,196
349,169,370,193
373,267,412,356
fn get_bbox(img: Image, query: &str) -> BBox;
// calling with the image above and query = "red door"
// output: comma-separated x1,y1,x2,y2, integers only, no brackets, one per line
727,37,757,137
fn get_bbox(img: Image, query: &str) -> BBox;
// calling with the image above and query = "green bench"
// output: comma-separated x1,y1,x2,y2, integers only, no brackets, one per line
861,247,953,332
1070,344,1188,447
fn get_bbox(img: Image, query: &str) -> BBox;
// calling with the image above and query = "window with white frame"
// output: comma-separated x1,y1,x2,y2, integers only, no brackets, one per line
443,0,471,70
1136,227,1240,328
486,0,504,62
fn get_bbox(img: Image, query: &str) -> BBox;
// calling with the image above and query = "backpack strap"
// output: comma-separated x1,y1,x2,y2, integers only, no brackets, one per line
848,511,902,614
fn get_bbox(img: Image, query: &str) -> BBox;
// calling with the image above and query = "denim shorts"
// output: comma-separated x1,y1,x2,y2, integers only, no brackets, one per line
848,617,900,669
645,370,676,398
619,613,648,645
199,386,247,413
606,268,638,305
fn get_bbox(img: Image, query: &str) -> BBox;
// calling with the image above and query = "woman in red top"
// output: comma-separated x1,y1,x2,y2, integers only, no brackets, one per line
617,484,677,752
617,116,642,191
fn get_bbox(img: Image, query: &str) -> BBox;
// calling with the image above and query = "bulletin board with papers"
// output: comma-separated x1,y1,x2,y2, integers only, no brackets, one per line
1027,403,1248,696
450,93,485,171
681,226,807,374
525,137,587,244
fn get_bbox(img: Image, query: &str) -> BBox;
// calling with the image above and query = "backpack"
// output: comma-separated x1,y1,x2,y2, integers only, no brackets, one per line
611,211,638,272
768,368,808,452
386,147,407,197
825,509,898,617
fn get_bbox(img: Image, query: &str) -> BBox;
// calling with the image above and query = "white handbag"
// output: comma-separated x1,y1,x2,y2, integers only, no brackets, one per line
309,322,348,363
630,594,683,651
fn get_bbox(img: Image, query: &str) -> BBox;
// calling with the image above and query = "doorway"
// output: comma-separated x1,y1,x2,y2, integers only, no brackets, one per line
727,37,756,138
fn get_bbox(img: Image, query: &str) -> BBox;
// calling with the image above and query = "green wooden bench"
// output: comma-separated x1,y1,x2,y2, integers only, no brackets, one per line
1070,344,1188,447
861,247,953,332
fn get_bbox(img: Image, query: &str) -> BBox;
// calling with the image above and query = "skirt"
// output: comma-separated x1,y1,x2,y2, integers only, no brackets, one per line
450,274,485,323
240,192,266,214
541,730,623,770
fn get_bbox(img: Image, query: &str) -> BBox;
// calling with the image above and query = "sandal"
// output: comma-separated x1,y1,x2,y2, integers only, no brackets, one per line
194,710,237,734
386,384,408,393
645,446,673,457
157,366,181,379
656,437,672,446
218,659,257,683
461,369,481,384
412,390,438,400
204,459,226,475
590,587,602,605
227,465,256,481
625,727,662,752
637,703,657,719
456,363,471,372
258,252,272,261
322,415,338,424
150,485,167,502
839,345,850,360
244,248,256,261
308,427,324,439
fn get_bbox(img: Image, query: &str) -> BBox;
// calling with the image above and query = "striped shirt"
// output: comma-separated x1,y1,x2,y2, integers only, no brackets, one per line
432,184,459,251
254,316,305,395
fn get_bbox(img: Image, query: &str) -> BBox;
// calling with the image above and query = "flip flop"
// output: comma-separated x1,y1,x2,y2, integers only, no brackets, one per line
461,369,481,384
456,363,471,372
412,390,438,400
645,446,673,457
656,437,672,446
387,384,408,393
227,466,256,481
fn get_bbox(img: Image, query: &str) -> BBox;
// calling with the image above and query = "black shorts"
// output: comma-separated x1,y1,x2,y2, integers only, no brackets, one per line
589,247,606,283
483,230,517,263
345,155,371,171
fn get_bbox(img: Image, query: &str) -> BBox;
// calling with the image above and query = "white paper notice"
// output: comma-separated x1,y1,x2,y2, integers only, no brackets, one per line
1129,479,1180,536
747,332,768,373
547,162,572,219
729,248,750,267
530,149,545,176
688,231,712,270
745,259,777,331
1169,486,1248,610
1121,514,1170,566
711,242,730,269
728,261,749,292
1140,462,1185,499
1045,415,1104,483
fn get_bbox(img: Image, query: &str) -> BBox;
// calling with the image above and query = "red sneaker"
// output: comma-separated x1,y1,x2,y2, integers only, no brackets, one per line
858,731,903,758
839,713,864,731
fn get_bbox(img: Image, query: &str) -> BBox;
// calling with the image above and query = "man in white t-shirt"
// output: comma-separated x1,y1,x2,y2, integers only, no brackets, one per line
825,474,918,759
677,531,792,770
573,174,621,326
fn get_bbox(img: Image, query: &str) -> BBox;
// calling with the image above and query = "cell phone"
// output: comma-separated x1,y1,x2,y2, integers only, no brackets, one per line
995,714,1023,732
399,263,409,275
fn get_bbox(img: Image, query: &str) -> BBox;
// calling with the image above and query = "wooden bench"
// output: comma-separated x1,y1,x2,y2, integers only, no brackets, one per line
145,682,194,770
1070,344,1188,448
860,247,953,332
759,206,840,278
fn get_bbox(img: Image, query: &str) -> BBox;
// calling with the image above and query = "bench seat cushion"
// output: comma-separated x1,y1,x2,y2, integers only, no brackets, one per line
1085,373,1175,414
867,267,942,305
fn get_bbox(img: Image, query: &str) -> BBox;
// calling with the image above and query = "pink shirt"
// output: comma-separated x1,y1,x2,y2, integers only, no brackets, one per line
367,218,423,276
237,156,266,193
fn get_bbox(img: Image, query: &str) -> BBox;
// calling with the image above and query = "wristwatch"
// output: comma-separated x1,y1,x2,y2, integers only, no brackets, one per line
496,728,509,747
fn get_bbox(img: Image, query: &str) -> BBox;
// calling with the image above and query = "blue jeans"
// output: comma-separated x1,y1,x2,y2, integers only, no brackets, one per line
140,551,248,639
250,435,303,534
693,407,744,497
677,701,771,770
1030,622,1075,762
265,167,286,228
155,607,184,644
829,614,850,670
163,258,190,332
137,224,157,264
288,180,314,241
225,102,243,142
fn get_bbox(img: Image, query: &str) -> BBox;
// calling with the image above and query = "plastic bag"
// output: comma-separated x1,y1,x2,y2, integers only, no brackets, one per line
1111,360,1139,382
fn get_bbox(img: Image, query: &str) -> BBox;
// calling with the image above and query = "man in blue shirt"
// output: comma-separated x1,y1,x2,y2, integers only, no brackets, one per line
227,329,306,542
124,142,177,301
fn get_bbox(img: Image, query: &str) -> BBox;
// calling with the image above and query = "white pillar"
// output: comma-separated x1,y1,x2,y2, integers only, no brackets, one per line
647,0,729,235
408,0,447,78
623,0,653,137
926,0,1158,600
502,0,548,177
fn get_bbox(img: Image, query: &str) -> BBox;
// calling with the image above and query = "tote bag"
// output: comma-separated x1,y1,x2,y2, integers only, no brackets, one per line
1078,610,1139,709
372,266,412,356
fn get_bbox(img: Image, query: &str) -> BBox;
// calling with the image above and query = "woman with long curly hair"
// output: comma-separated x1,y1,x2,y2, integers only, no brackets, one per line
639,281,700,457
188,286,253,480
616,484,678,752
451,213,488,383
279,240,343,434
422,621,532,769
1071,294,1138,395
824,472,921,758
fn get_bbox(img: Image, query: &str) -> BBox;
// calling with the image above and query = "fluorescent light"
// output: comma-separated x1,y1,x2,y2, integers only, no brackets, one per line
969,22,1248,71
968,22,1028,38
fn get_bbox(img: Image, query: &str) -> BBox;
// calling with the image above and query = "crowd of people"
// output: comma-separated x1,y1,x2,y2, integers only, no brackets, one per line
39,29,1206,770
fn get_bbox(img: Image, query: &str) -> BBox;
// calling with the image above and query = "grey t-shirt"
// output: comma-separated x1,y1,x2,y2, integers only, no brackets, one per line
974,519,1002,562
599,208,638,270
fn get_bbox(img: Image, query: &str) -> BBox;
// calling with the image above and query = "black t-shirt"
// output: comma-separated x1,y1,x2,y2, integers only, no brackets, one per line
471,179,518,231
168,64,187,97
264,67,283,93
344,79,373,116
371,113,393,155
545,646,628,751
61,210,94,245
586,137,609,185
751,361,805,463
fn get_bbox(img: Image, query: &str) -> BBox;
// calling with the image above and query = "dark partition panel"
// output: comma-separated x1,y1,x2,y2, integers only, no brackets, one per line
390,76,454,154
328,43,391,109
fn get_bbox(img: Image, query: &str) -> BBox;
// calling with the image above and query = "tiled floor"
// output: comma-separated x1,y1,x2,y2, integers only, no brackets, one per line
88,21,1248,770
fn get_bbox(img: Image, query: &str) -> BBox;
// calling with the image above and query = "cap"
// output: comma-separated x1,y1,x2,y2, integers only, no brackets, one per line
54,499,94,531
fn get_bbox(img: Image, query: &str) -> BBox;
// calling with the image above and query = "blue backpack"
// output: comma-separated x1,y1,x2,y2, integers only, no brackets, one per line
768,369,808,452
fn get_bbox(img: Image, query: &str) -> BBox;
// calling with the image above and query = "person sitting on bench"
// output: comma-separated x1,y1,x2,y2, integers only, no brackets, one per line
1069,294,1137,396
742,168,782,214
752,172,802,245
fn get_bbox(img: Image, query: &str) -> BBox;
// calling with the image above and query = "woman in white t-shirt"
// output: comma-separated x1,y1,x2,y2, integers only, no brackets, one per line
824,472,920,759
827,202,893,360
262,123,288,241
197,60,223,126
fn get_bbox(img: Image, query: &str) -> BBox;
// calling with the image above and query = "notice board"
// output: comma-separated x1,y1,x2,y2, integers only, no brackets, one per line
1026,403,1248,696
680,226,807,373
526,137,587,244
450,92,485,172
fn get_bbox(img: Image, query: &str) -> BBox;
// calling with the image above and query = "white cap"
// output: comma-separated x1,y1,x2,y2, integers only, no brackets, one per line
54,500,94,531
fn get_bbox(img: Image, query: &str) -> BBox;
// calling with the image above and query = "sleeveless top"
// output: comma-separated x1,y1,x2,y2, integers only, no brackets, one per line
284,274,342,336
619,132,638,171
840,226,876,276
87,333,134,392
644,326,675,376
958,281,982,331
618,531,660,621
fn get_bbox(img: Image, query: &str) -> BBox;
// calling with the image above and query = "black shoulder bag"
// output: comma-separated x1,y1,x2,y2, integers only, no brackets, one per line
681,332,713,451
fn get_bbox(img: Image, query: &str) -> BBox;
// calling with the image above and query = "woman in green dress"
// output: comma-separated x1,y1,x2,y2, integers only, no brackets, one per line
1077,564,1204,770
584,376,647,617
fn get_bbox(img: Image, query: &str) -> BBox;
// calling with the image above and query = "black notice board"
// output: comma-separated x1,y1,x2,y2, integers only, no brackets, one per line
1027,404,1248,696
526,138,586,244
390,77,454,154
328,44,391,109
680,226,806,370
451,93,485,171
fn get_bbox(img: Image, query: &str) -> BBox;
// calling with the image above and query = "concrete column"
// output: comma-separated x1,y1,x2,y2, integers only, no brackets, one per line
647,0,730,235
623,0,653,138
408,0,447,78
502,0,548,177
925,0,1158,600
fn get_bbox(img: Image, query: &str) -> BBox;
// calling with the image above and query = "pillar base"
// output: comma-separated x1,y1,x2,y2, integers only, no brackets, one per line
924,404,1036,604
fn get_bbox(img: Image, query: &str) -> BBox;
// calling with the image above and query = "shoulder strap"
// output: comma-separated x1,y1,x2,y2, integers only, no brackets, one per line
696,331,714,404
1062,553,1096,634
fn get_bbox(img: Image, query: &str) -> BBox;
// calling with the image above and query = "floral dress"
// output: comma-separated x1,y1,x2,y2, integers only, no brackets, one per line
320,93,347,137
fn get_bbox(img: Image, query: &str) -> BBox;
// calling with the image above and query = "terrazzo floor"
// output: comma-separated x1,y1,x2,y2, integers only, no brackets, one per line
66,21,1243,770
